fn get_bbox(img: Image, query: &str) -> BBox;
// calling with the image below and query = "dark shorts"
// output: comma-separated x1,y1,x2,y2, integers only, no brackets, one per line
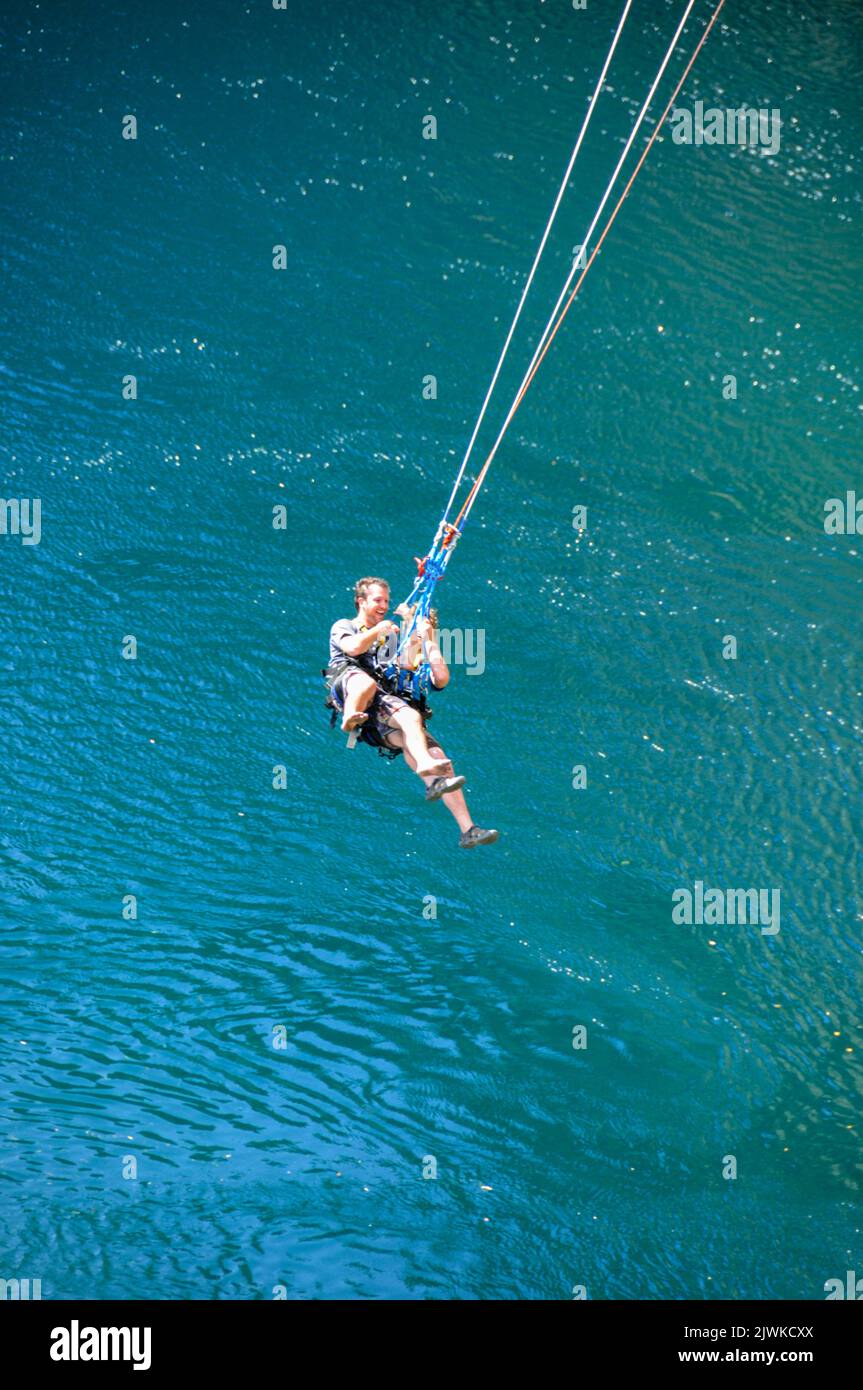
330,667,428,760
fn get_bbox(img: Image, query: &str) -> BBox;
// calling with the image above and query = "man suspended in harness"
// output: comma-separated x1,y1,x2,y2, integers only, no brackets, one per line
323,576,498,849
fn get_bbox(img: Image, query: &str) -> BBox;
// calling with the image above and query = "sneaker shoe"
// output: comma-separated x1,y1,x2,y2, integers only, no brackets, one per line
459,825,499,848
425,774,466,802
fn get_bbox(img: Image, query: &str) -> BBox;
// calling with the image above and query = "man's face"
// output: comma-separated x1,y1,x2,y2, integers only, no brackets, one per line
361,584,390,624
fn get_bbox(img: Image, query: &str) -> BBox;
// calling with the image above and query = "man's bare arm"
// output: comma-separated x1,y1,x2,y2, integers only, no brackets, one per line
338,620,398,657
420,621,450,687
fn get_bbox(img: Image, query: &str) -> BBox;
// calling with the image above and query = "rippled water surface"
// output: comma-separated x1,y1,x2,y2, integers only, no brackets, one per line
1,0,861,1298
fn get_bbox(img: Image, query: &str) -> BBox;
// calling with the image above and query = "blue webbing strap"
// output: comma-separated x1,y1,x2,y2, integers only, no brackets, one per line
384,520,462,688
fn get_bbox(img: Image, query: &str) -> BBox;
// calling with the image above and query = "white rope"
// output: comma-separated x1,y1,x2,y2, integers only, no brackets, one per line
440,0,633,527
458,0,698,527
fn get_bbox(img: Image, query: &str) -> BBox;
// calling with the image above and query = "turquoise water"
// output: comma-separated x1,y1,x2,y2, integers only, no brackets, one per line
2,0,861,1299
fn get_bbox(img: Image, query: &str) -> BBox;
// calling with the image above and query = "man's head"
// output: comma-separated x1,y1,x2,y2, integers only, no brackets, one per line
353,576,390,623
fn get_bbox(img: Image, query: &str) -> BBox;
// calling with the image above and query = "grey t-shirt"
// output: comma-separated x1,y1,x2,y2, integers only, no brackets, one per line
329,617,396,678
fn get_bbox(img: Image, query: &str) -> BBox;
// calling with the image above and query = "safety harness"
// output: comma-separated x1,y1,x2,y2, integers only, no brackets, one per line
321,625,435,732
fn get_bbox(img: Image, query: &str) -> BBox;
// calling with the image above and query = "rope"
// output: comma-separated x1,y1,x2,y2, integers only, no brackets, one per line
439,0,634,531
392,0,726,646
454,0,725,531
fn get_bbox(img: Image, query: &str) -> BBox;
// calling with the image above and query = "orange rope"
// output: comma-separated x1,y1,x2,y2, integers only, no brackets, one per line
452,0,726,532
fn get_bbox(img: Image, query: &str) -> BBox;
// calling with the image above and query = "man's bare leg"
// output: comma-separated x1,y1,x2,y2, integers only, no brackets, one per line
386,706,449,777
340,671,378,732
385,729,498,846
401,744,473,833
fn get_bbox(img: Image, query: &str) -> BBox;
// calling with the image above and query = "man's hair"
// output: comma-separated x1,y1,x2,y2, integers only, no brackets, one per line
354,576,389,611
